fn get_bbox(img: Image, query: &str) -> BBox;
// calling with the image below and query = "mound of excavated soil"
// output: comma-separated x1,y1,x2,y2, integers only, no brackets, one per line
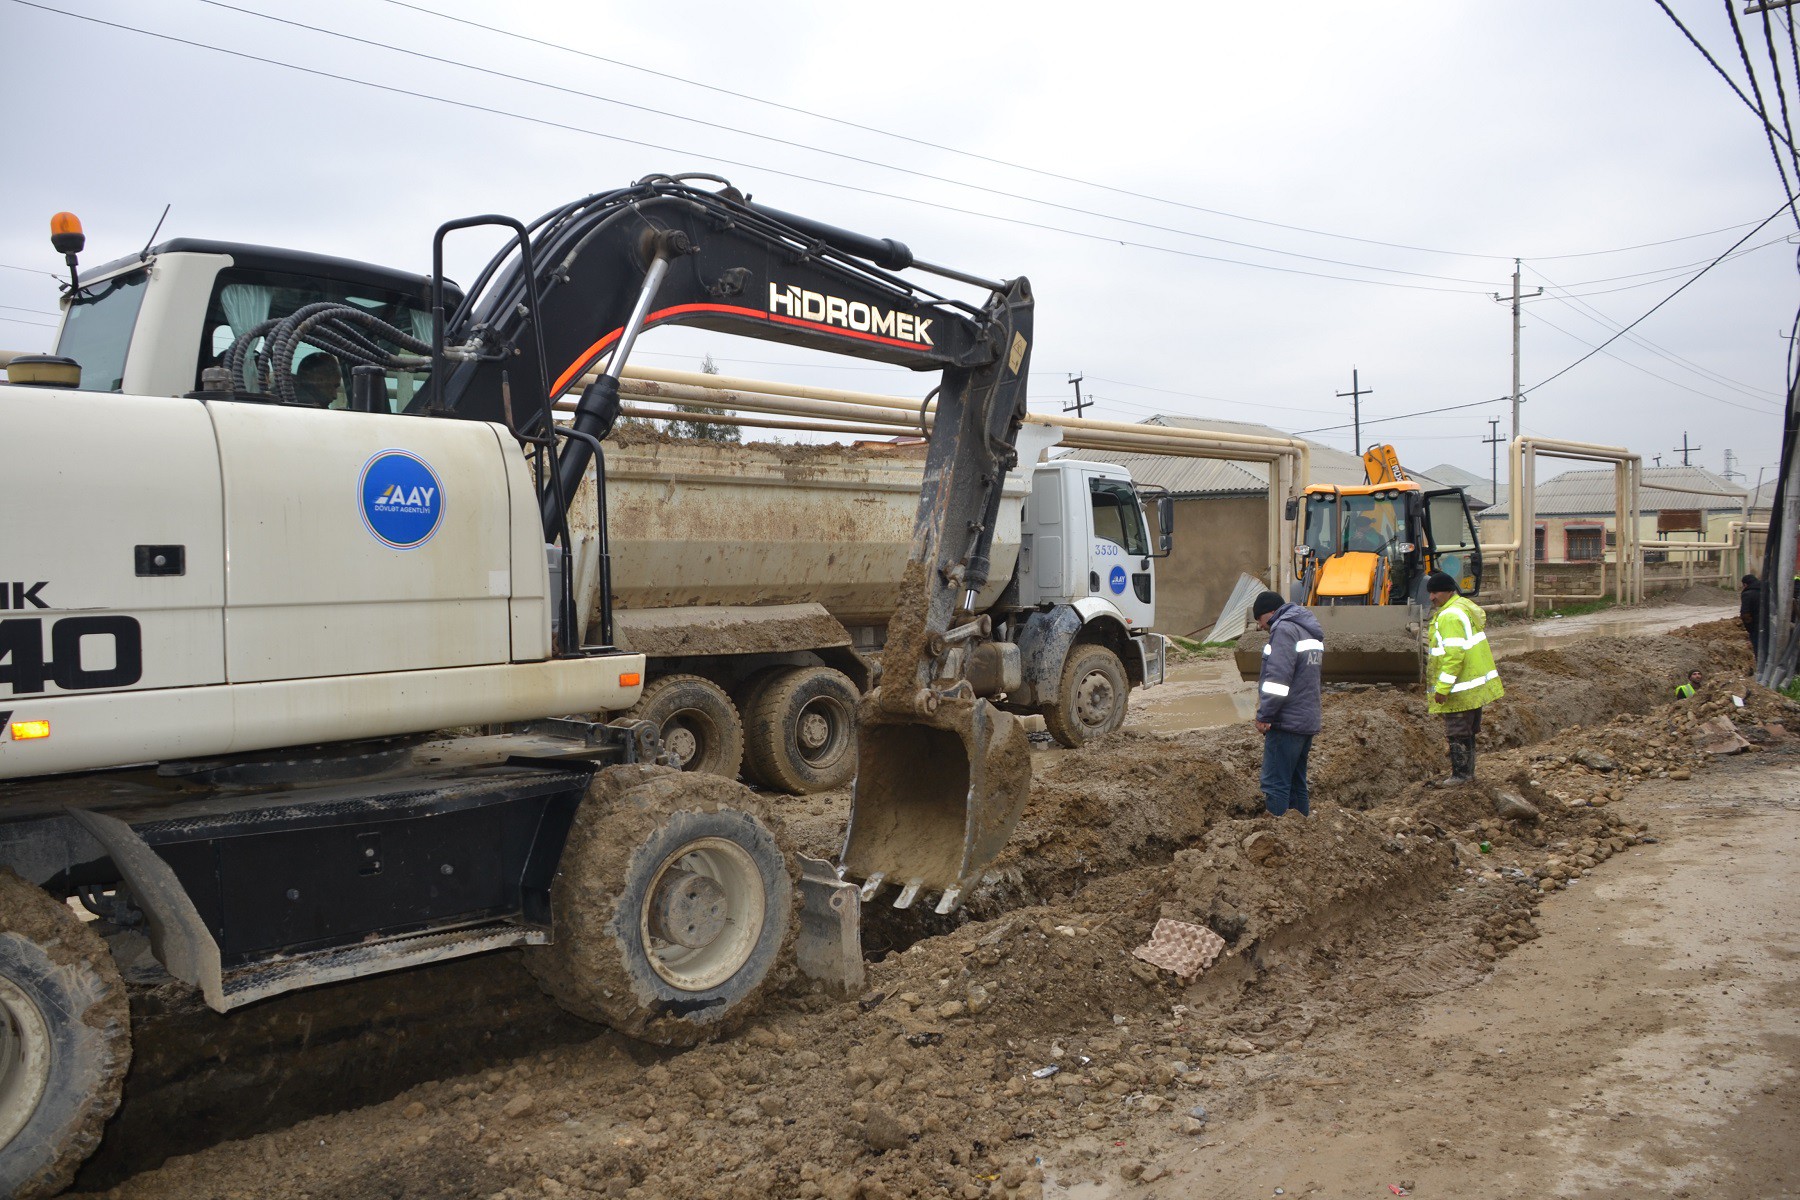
84,620,1785,1200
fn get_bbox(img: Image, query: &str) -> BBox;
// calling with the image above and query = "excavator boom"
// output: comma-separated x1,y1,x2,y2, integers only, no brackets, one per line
244,176,1037,912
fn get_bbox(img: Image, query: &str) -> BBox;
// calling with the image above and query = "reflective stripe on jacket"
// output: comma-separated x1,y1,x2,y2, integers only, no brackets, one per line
1427,594,1503,714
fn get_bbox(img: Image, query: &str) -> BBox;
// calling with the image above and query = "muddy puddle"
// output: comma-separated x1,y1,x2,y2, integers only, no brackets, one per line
1491,600,1737,655
1125,658,1257,735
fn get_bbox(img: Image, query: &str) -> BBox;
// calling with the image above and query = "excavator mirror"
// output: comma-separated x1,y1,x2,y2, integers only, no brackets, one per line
1284,497,1300,522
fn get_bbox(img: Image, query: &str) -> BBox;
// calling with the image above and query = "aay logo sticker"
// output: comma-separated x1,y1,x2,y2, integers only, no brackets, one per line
1108,564,1128,595
359,450,444,549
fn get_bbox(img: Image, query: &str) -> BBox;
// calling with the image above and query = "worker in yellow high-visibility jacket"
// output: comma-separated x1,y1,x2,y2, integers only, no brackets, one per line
1426,571,1503,786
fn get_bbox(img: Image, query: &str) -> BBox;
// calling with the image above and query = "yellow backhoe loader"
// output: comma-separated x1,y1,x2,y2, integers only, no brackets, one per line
1237,445,1484,685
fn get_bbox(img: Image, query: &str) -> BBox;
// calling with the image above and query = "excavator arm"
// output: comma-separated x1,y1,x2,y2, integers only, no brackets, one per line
230,175,1038,911
427,177,1039,912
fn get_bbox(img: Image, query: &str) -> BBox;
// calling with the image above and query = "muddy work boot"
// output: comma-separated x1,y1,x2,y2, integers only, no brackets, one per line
1431,738,1475,787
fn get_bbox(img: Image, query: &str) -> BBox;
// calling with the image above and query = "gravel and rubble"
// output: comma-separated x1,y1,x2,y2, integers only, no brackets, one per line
71,619,1790,1200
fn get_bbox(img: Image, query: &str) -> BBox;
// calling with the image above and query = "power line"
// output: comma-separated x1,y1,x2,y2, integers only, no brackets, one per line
184,0,1777,297
184,0,1531,290
1524,187,1800,396
1525,261,1783,401
1528,308,1780,413
1293,396,1507,436
373,0,1754,265
5,0,1520,297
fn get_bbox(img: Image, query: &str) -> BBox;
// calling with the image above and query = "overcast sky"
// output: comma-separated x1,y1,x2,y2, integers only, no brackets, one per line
1,0,1793,487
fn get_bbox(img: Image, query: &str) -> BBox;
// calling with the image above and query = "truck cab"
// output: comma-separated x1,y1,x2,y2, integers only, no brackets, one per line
1009,458,1170,742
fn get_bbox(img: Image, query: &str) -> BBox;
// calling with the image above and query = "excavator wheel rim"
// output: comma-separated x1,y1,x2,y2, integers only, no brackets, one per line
638,836,767,991
0,975,50,1153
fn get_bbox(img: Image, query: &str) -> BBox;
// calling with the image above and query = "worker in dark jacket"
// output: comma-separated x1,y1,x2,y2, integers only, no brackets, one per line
1741,574,1762,656
1251,591,1325,817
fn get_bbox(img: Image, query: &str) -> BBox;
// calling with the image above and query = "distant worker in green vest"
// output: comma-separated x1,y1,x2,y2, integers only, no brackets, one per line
1426,571,1504,787
1675,669,1702,700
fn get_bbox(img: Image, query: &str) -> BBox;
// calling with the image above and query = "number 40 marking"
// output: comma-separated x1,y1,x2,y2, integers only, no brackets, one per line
0,616,144,694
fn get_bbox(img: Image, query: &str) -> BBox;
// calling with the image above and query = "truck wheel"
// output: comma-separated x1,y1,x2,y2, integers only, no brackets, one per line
741,667,860,794
1043,643,1129,748
527,765,795,1047
624,675,745,778
0,871,131,1200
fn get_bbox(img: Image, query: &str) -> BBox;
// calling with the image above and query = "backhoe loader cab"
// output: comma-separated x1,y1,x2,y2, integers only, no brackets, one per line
1238,445,1486,686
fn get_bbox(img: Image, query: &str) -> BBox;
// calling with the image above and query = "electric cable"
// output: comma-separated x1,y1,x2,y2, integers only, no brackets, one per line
6,0,1516,297
1525,187,1800,395
1527,262,1784,402
1724,0,1800,228
186,0,1519,288
1528,308,1779,413
1653,0,1796,151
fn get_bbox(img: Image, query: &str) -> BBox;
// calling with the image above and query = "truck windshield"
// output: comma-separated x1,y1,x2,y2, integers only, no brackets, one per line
1089,477,1149,555
1305,492,1403,556
200,266,435,412
55,269,149,392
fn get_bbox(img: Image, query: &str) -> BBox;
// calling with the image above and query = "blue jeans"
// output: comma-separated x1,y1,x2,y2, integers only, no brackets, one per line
1261,729,1313,817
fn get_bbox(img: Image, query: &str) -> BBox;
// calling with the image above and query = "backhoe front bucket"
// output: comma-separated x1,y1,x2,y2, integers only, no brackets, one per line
839,695,1032,914
1235,604,1425,686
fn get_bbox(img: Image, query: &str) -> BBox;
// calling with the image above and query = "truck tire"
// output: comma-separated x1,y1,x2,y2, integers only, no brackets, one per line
526,765,795,1047
623,675,745,778
741,667,860,794
0,871,131,1200
1042,643,1129,748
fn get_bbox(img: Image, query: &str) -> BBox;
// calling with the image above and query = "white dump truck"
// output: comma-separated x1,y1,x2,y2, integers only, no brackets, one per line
586,435,1172,791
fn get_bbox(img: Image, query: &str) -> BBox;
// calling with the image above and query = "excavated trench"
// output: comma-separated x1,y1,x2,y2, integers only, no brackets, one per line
74,620,1753,1192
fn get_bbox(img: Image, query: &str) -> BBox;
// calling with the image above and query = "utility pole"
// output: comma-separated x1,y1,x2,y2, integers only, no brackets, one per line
1723,449,1744,482
1064,372,1091,419
1336,368,1373,454
1492,258,1543,440
1674,433,1701,467
1481,417,1505,507
1653,454,1663,467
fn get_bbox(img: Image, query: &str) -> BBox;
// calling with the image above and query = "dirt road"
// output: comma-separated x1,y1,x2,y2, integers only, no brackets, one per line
1064,751,1799,1199
67,615,1792,1200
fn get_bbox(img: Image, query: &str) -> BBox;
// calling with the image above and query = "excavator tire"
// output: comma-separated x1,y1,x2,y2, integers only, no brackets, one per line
1042,643,1129,748
0,871,131,1200
623,675,745,779
526,766,796,1047
740,666,860,795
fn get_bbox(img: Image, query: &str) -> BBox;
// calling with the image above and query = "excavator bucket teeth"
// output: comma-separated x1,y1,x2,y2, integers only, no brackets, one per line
840,696,1031,910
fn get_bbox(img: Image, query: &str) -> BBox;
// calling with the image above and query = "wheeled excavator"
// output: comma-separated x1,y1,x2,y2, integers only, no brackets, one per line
1236,444,1485,684
0,175,1037,1198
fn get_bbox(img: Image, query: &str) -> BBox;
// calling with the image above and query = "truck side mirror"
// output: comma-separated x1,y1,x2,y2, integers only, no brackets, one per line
1156,496,1174,555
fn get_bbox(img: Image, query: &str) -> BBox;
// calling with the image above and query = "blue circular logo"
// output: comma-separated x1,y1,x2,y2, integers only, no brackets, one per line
1108,564,1128,595
359,450,444,549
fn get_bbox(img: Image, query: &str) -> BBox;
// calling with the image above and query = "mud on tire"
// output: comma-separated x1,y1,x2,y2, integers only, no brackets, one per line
741,666,860,794
0,871,131,1200
1042,643,1129,748
623,674,745,778
526,766,796,1046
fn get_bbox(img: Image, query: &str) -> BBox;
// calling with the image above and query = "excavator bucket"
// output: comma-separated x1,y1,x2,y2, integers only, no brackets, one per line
838,696,1033,915
1235,604,1425,686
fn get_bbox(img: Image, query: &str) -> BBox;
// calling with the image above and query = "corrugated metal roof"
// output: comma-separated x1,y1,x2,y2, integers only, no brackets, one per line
1484,465,1746,518
1420,462,1496,502
1062,416,1504,501
1066,416,1369,496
